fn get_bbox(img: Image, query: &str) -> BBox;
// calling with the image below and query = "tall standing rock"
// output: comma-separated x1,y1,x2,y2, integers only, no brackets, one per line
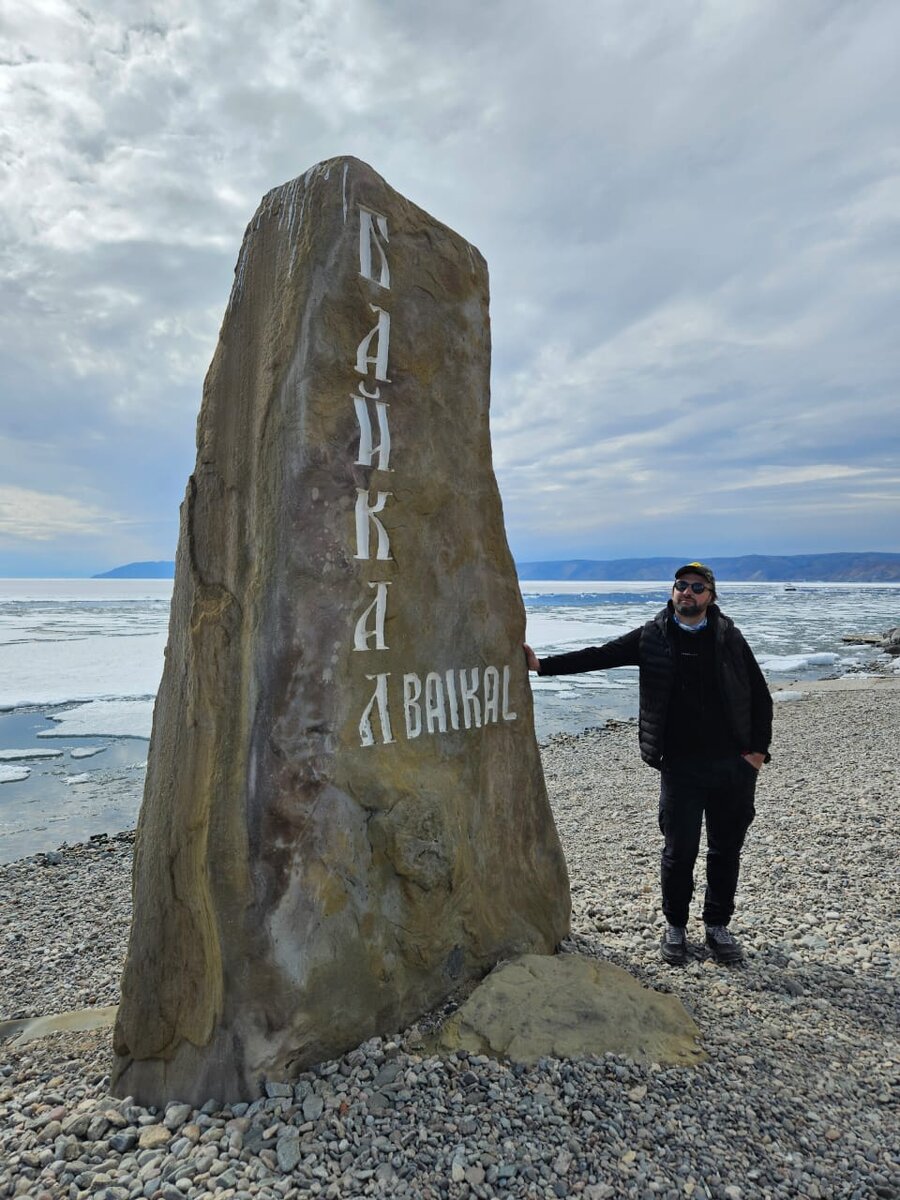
111,157,570,1106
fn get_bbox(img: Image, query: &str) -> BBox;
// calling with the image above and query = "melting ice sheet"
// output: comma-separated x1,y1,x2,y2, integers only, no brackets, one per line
0,578,171,709
0,582,166,858
0,633,166,709
36,699,154,740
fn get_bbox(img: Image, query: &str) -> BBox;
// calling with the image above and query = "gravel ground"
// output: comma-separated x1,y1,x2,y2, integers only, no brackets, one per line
0,685,898,1200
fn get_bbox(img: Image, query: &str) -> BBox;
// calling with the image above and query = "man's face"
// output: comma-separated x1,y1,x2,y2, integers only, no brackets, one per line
672,573,714,623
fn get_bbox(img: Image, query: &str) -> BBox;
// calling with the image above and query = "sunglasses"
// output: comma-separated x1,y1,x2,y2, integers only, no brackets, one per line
674,580,710,594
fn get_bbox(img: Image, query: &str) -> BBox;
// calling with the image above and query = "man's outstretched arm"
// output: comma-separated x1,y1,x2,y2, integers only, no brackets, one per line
523,626,643,676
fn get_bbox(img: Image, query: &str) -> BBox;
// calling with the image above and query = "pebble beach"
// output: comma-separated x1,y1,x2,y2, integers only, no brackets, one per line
1,682,898,1200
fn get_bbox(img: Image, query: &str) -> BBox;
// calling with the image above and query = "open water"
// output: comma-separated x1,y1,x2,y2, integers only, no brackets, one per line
1,578,897,861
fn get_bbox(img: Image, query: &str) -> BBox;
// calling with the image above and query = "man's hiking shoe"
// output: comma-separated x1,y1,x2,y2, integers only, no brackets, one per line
660,924,688,965
705,924,744,964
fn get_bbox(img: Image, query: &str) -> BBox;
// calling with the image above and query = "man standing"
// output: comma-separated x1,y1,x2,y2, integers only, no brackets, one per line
524,563,772,966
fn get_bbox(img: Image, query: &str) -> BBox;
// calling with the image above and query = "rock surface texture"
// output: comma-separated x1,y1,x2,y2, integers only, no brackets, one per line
434,954,706,1067
842,626,900,655
111,157,570,1106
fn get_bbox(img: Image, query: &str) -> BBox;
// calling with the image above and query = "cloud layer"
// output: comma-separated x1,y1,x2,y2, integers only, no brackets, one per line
2,0,898,572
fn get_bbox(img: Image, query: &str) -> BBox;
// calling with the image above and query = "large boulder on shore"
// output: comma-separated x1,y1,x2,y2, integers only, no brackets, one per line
111,157,570,1107
435,954,706,1067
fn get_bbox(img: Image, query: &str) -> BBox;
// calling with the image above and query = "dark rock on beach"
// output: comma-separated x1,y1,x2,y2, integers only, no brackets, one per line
842,625,900,655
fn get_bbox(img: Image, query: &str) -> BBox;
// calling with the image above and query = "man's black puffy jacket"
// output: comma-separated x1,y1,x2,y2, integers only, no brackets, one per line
537,602,772,769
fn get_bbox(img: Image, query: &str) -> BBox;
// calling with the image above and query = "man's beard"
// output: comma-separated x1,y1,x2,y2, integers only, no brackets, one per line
674,598,701,616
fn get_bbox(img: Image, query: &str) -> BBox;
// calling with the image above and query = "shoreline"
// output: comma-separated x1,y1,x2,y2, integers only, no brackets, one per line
1,680,898,1198
773,672,900,693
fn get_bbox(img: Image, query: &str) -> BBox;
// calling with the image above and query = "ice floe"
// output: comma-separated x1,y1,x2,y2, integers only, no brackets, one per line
757,652,840,674
0,765,30,784
0,748,64,761
36,699,154,740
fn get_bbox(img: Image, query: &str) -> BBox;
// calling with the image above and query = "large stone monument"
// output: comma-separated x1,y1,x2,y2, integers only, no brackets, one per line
111,157,570,1106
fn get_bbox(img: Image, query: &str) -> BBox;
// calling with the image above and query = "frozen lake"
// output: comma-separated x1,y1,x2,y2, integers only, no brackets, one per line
522,579,900,735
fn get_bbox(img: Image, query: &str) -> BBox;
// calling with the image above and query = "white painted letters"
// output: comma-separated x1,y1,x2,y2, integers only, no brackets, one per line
459,668,481,731
403,673,423,739
353,581,391,651
359,208,390,289
354,488,392,560
353,208,394,745
354,395,392,471
358,662,516,745
355,305,391,382
483,665,500,725
502,664,517,721
359,673,395,746
344,198,518,746
425,672,448,734
444,669,460,731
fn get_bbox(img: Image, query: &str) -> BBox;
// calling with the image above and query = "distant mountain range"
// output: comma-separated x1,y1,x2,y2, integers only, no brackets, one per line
516,553,900,583
94,552,900,583
93,561,176,579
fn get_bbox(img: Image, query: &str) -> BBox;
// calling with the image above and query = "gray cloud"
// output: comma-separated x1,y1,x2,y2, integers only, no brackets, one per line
1,0,898,573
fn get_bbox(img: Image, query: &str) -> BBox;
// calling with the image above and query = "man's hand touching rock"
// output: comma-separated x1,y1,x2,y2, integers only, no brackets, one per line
523,644,541,673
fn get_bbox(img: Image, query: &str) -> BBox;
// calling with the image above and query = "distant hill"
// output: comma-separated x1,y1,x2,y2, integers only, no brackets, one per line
93,552,900,583
516,552,900,583
93,561,176,579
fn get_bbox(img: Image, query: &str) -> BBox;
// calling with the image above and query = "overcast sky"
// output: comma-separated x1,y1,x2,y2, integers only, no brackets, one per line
2,0,898,575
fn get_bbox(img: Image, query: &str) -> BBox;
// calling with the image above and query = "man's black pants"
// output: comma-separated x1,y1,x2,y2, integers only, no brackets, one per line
658,755,757,928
